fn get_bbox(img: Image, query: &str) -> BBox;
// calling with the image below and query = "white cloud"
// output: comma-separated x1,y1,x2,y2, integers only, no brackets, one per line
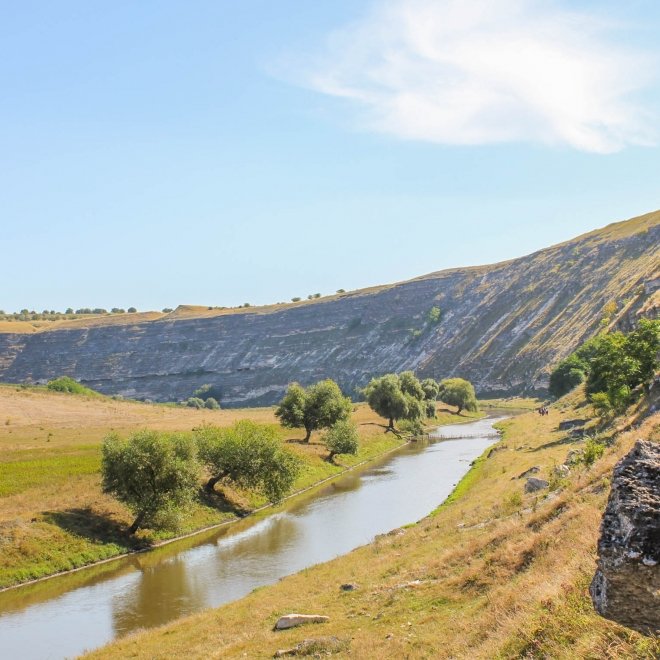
303,0,657,153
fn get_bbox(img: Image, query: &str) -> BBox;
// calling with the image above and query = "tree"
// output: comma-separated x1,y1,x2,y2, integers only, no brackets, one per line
548,354,588,398
185,397,205,409
625,319,660,386
275,379,352,442
427,306,442,324
101,431,200,533
438,378,478,414
421,378,440,417
127,307,137,313
195,421,300,501
363,373,425,431
323,420,359,463
204,397,220,410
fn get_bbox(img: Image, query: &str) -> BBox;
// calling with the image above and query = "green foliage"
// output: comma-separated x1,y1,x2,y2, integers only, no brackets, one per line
46,376,97,396
549,320,659,414
192,383,222,402
101,431,200,533
421,378,440,401
195,421,301,502
590,392,613,419
275,379,352,441
127,307,137,313
363,372,426,430
204,397,220,410
427,306,442,324
438,378,478,414
548,354,588,398
185,397,206,409
323,420,359,462
581,436,607,467
398,418,425,436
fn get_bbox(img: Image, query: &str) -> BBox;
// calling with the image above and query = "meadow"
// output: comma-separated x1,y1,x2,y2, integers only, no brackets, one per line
0,384,484,588
85,388,659,659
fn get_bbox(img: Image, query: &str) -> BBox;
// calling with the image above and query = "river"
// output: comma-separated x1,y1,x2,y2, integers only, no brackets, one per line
0,415,504,659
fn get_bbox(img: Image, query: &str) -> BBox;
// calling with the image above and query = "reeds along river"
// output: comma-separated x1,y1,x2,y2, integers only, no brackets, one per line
0,415,506,660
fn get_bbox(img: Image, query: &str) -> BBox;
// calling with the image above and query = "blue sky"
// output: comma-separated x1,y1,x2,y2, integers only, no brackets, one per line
1,0,659,313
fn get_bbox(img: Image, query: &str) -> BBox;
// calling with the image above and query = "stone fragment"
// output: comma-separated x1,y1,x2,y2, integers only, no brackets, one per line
553,464,570,478
517,466,540,479
273,636,347,657
274,614,330,631
340,583,358,591
590,440,659,635
524,477,549,493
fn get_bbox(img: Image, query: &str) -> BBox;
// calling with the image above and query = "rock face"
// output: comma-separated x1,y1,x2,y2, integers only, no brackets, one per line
590,440,660,635
0,212,658,406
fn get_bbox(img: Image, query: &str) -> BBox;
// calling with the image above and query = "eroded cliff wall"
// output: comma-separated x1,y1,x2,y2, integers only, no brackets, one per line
0,213,658,405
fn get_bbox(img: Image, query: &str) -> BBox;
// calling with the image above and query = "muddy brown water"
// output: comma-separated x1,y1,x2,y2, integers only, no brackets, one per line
0,416,506,659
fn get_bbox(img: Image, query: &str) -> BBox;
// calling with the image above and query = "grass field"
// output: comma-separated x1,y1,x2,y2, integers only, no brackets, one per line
0,384,482,589
85,388,659,659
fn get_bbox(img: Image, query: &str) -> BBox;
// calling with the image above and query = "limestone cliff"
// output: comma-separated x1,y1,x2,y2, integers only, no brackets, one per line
0,211,658,405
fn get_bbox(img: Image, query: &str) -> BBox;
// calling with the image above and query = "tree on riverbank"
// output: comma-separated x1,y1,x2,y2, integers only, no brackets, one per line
196,421,301,501
363,372,425,431
438,378,478,414
101,431,200,533
275,379,352,442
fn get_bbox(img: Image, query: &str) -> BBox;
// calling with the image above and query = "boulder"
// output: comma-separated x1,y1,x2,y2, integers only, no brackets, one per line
590,440,659,635
339,583,358,591
524,477,549,493
274,614,330,631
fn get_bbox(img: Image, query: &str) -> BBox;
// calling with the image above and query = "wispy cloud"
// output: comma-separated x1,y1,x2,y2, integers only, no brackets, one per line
301,0,657,153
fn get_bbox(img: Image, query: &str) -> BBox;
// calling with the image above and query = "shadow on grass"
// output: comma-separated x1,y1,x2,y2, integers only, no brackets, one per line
43,508,148,550
528,435,579,453
197,487,250,518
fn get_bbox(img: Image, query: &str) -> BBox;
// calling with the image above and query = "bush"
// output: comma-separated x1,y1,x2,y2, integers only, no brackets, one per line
46,376,97,396
581,436,607,467
204,397,220,410
323,420,359,462
398,418,424,436
185,397,205,409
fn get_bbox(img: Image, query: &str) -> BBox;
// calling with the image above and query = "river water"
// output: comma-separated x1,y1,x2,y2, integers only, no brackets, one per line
0,416,504,659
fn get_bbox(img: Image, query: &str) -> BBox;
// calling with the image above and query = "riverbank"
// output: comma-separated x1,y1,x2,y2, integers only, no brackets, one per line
87,389,659,659
0,385,483,589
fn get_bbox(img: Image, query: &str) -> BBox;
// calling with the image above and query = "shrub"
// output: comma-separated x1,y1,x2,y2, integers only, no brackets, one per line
204,397,220,410
46,377,97,396
185,397,205,409
323,420,359,462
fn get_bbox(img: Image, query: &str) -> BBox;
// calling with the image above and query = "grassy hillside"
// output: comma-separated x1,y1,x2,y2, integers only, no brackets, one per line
0,384,484,589
86,390,659,659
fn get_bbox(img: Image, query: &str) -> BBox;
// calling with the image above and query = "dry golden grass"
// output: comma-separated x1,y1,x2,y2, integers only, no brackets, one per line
86,390,659,659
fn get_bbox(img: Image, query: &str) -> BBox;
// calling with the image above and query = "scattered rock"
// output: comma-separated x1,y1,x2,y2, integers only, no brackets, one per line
558,419,587,431
340,583,358,591
590,440,660,635
524,477,549,493
274,614,330,631
517,466,540,479
553,464,571,478
274,636,348,657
